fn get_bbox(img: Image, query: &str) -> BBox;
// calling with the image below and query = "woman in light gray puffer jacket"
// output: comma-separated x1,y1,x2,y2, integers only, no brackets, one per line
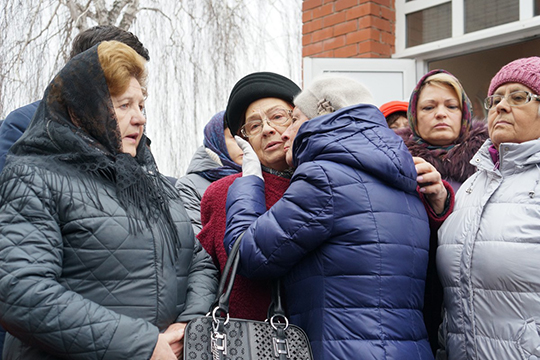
175,111,242,234
438,57,540,360
0,42,218,360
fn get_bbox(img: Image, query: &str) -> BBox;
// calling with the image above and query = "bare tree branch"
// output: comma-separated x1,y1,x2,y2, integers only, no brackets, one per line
138,7,172,22
23,2,62,45
92,0,109,24
108,0,130,24
11,1,62,78
118,0,140,30
64,0,87,31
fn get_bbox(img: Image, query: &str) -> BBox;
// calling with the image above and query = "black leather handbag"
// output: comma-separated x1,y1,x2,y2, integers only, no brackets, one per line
183,233,313,360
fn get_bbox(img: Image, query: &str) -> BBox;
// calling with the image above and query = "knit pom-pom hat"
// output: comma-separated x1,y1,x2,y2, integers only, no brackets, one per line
488,57,540,96
225,72,301,135
293,75,375,120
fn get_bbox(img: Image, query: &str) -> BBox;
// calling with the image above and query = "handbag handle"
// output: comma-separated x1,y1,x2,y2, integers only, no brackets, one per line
210,232,286,323
209,232,245,314
267,280,286,319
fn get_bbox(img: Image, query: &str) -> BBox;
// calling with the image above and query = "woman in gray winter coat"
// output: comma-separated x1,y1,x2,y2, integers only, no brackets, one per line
0,41,218,360
438,56,540,359
175,111,242,234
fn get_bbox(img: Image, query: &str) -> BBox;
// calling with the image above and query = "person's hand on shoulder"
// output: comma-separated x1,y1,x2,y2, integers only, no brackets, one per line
235,136,263,180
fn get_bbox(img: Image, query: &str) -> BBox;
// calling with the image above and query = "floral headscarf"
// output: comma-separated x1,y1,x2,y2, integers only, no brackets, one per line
407,69,473,151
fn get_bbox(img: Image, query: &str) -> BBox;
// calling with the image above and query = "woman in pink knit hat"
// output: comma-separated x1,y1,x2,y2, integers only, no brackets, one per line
437,57,540,360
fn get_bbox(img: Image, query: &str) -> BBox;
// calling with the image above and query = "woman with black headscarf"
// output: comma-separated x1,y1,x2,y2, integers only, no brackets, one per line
0,41,217,360
175,111,242,234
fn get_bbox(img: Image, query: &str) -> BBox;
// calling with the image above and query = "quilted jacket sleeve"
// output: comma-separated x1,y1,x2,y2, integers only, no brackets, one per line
176,239,218,322
224,163,334,279
175,175,204,235
0,168,159,360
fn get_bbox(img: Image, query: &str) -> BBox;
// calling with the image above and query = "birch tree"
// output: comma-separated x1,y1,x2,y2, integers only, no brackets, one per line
0,0,301,175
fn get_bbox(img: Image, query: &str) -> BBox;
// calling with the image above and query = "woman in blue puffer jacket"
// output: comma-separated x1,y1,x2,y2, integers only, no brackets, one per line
224,76,436,360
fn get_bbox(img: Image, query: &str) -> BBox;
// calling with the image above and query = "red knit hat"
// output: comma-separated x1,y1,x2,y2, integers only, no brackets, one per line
379,101,409,118
488,57,540,96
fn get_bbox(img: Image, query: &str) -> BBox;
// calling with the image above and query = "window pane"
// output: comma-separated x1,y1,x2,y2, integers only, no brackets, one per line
536,0,540,15
465,0,519,33
406,3,452,47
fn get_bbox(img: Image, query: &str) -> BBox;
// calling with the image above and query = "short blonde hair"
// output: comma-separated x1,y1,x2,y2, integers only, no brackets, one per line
98,40,147,97
421,72,463,109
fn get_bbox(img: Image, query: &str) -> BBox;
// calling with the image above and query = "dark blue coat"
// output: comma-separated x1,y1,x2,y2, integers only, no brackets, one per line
0,101,40,172
224,104,433,360
0,100,39,357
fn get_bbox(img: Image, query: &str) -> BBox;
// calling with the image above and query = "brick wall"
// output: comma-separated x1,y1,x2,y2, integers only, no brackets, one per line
302,0,395,58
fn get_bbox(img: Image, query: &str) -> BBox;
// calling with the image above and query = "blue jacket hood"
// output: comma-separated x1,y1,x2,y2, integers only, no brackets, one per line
293,104,418,193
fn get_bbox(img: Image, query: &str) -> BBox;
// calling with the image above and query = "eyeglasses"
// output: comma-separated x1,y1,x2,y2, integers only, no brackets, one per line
484,90,540,110
240,108,292,137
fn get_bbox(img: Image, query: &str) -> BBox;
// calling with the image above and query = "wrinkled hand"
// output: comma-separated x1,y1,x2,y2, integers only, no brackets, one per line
150,332,180,360
235,136,263,180
164,323,187,359
414,157,447,215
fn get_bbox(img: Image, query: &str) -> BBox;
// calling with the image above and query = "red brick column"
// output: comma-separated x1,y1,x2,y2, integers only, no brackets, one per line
302,0,395,58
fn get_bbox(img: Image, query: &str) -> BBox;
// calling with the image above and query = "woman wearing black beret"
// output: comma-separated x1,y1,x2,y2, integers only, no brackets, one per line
197,72,301,321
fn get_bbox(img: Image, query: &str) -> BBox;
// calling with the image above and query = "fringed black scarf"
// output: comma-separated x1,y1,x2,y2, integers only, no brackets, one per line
6,44,181,260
